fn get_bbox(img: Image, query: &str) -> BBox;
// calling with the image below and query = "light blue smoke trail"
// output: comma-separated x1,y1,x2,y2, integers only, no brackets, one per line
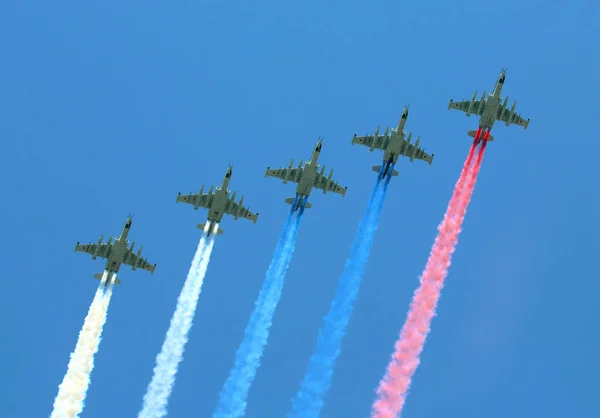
213,201,305,418
289,171,392,418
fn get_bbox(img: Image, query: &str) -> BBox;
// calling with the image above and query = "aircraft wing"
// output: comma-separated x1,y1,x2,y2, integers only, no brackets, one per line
123,249,156,274
314,171,347,196
75,242,112,259
351,133,389,151
265,166,303,184
448,99,485,116
225,199,258,223
399,140,434,164
176,192,212,209
496,106,530,129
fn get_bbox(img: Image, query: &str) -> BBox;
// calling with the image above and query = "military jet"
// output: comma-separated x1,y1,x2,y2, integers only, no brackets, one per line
74,216,156,285
265,138,347,211
351,106,434,177
448,69,530,143
176,165,258,236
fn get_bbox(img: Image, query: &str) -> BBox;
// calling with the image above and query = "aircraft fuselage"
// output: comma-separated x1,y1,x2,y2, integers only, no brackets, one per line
383,130,406,165
207,167,232,223
104,219,131,273
295,142,321,197
208,188,229,223
478,72,505,129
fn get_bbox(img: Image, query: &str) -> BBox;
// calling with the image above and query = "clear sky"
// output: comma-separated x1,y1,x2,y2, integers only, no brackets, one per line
1,1,599,417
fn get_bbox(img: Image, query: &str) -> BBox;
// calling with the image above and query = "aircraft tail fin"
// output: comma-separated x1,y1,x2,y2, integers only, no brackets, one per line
391,169,399,176
284,197,312,209
468,130,494,141
197,223,224,235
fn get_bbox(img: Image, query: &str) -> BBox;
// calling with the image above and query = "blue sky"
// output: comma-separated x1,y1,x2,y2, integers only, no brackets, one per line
1,1,599,417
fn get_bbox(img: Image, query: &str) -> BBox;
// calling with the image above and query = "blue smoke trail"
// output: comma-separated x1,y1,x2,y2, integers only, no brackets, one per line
213,197,305,418
288,170,392,418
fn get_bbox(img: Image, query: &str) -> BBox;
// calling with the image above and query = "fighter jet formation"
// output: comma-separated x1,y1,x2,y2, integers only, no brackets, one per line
448,69,530,143
352,105,434,177
176,165,259,236
74,216,156,285
72,69,529,278
56,68,532,418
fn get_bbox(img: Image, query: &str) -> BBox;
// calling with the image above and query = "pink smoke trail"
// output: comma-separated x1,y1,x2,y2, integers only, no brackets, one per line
371,141,487,418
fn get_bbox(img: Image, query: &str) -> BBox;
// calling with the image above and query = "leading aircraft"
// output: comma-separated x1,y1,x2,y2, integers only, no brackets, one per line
448,69,530,143
351,106,434,177
265,138,347,211
74,216,156,285
176,165,258,235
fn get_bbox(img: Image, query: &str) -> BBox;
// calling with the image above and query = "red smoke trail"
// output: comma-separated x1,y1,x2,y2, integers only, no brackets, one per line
371,141,487,418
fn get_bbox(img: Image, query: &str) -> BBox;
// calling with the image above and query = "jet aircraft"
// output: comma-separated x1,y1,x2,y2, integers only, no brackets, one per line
448,69,530,143
176,165,258,235
74,216,156,285
265,138,347,211
351,106,434,177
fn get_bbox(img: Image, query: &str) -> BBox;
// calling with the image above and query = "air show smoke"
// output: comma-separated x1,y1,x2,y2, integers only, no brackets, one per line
138,225,217,418
50,272,115,418
289,170,392,418
371,142,486,418
213,200,305,418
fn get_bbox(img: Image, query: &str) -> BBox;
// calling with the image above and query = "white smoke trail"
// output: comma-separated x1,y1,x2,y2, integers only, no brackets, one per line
138,225,217,418
50,271,115,418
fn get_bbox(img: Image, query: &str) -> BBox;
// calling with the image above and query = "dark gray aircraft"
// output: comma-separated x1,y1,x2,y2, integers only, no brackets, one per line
448,69,530,143
265,138,347,211
176,165,258,236
352,105,434,177
74,216,156,285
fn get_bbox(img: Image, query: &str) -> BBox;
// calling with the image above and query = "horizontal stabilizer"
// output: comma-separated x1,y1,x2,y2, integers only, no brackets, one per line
197,223,224,235
468,130,494,141
284,197,312,209
94,273,120,285
372,165,398,177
